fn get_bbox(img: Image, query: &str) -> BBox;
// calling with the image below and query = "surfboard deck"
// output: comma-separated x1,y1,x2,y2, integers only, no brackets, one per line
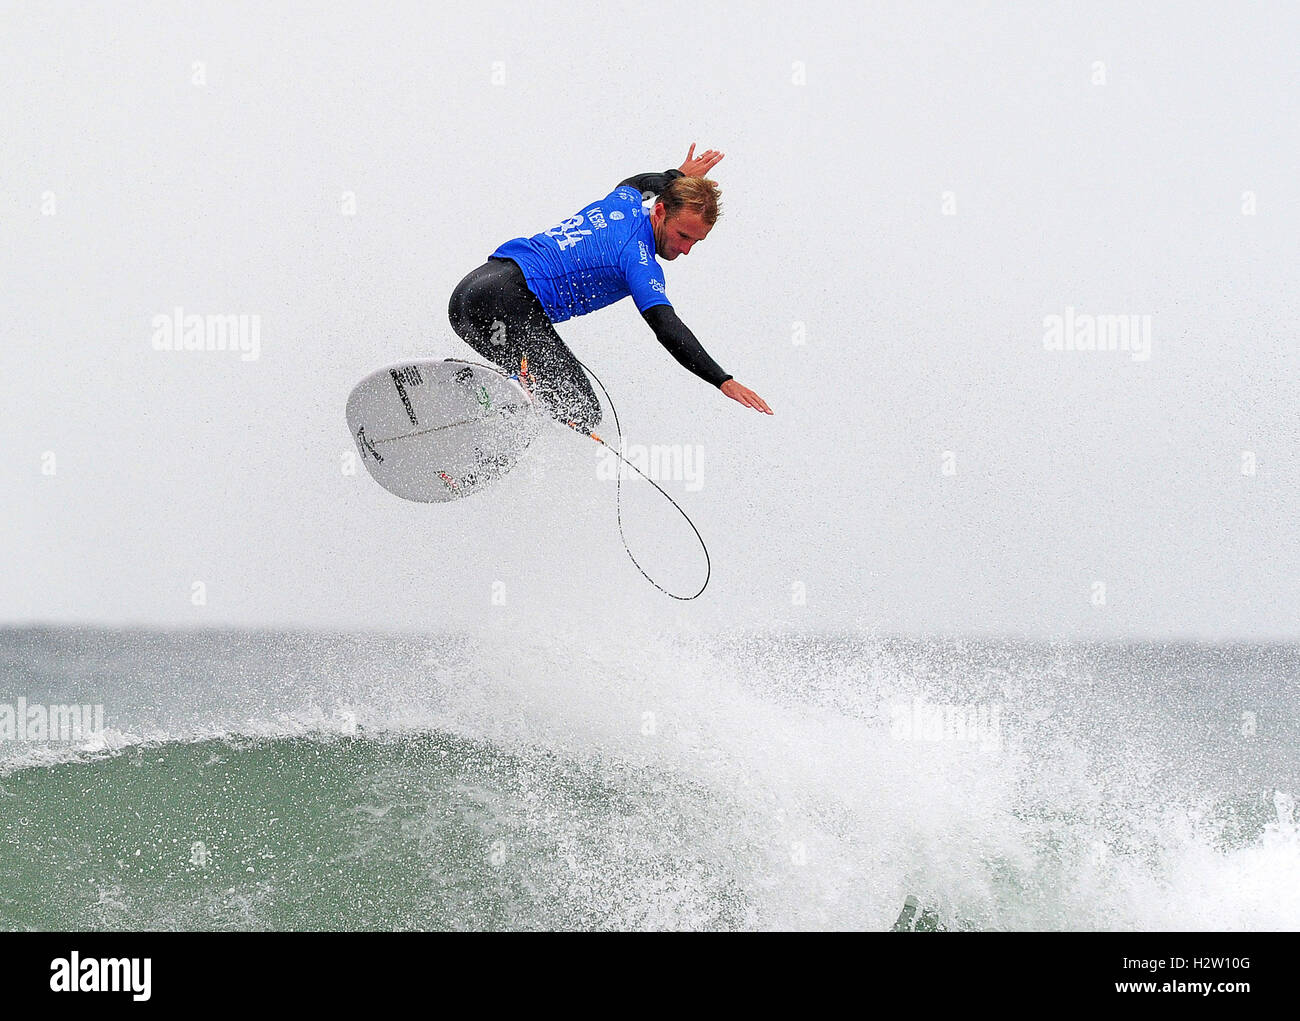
345,358,542,502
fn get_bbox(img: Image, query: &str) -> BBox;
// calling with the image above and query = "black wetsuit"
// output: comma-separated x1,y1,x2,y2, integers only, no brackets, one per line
447,169,731,431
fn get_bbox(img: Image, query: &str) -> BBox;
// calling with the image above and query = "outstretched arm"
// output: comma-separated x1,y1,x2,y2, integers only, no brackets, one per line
642,305,773,414
642,305,730,386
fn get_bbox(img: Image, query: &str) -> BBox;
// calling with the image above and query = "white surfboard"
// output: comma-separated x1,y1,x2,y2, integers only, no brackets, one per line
345,358,542,502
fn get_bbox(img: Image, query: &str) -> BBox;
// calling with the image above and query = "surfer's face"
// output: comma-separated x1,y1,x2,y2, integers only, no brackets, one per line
652,205,711,260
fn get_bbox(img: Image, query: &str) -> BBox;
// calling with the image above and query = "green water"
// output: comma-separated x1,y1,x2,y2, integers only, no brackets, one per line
3,628,1299,930
0,732,754,931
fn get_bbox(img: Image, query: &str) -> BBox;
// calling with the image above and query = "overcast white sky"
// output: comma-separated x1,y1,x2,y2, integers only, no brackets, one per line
4,1,1297,640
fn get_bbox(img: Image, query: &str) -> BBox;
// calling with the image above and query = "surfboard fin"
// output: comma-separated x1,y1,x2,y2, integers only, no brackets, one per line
891,895,920,931
891,895,946,931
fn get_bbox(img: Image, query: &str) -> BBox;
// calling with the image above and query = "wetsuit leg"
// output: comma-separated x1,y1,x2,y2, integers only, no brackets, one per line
447,257,602,430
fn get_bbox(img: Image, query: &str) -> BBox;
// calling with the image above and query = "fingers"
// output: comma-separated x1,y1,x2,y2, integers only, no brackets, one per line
727,385,773,414
683,144,725,175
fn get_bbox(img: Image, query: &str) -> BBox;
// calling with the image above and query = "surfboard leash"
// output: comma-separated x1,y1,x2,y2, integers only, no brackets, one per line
565,358,712,601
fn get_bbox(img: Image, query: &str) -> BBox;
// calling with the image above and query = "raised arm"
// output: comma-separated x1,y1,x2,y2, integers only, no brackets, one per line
618,168,685,197
619,143,726,194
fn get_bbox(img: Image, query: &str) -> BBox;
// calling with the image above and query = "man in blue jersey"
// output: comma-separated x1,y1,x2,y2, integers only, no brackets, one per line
448,144,772,432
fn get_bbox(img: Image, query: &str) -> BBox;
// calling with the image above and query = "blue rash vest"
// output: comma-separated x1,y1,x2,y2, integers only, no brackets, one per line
489,185,670,324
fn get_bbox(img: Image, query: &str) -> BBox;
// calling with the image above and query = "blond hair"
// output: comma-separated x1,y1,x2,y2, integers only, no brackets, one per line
659,176,722,226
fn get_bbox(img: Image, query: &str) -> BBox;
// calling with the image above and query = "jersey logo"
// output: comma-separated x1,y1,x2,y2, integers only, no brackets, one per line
638,241,649,265
546,214,593,251
609,210,624,220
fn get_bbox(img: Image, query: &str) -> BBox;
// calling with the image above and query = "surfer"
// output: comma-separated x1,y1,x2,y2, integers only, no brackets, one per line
448,144,773,431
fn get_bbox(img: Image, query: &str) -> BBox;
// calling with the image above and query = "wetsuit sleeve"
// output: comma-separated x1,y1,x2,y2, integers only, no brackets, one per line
618,168,686,197
642,305,732,388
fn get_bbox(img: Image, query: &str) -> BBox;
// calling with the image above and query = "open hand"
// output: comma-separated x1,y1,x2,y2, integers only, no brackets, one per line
678,143,725,178
721,379,772,414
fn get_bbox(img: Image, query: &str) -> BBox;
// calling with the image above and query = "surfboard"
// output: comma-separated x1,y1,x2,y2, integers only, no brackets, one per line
345,358,542,502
